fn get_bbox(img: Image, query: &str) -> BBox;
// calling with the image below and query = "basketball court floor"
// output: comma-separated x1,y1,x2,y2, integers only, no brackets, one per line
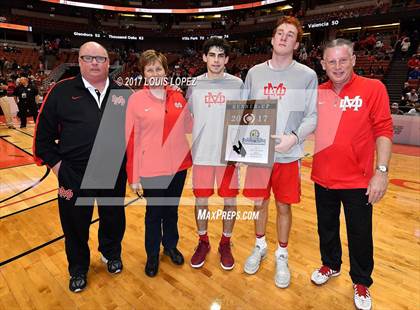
0,123,419,309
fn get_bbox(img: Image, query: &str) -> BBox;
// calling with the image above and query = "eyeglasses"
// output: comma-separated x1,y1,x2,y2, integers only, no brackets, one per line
324,59,351,67
80,55,108,63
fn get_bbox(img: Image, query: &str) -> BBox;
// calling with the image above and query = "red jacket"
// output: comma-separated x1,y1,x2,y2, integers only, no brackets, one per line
311,74,393,189
126,87,192,182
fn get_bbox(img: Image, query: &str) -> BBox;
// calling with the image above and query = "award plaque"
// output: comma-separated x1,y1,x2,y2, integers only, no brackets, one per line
221,99,277,166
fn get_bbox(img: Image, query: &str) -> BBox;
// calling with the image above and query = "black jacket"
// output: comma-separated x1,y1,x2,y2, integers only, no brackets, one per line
14,84,38,104
34,74,131,187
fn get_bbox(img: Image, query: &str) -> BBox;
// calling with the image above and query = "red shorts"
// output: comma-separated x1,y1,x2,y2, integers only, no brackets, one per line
243,161,301,204
193,165,239,198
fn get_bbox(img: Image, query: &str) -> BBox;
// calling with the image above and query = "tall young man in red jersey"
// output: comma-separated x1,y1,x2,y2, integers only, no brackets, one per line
311,39,393,310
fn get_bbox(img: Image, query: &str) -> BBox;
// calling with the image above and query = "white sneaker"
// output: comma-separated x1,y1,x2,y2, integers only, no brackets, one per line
353,284,372,310
274,252,290,288
311,265,340,285
244,245,267,274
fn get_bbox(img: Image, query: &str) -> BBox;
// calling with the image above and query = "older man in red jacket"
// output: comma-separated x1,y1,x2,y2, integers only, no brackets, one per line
311,39,393,310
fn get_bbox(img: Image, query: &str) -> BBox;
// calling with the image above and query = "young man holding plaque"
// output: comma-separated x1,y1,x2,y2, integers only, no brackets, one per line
242,16,318,288
187,37,244,270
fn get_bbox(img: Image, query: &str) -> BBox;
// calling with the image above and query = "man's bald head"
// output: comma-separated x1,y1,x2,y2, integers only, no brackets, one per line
79,41,108,58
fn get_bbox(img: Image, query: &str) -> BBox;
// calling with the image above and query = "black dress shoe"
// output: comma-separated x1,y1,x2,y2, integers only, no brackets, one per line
163,248,184,265
145,256,159,277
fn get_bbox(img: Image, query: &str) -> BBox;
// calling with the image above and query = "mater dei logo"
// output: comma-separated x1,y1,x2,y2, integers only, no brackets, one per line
339,95,363,111
242,129,266,145
263,82,287,98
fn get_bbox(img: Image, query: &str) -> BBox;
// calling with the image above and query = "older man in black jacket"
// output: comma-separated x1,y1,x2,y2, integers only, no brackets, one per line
34,41,131,293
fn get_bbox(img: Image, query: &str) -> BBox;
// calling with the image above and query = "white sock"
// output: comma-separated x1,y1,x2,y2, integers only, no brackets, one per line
222,231,232,238
276,244,288,256
255,236,267,249
198,230,207,236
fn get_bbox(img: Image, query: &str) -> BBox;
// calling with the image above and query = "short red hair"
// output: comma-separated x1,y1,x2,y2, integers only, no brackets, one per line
272,16,304,43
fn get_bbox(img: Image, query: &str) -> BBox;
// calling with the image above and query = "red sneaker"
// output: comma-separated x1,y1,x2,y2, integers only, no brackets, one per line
218,242,234,270
190,240,210,268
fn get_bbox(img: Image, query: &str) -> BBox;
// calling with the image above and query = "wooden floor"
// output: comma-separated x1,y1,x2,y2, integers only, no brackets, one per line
0,124,419,310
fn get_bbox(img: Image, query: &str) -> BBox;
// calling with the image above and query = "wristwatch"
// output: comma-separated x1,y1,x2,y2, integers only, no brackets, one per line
376,165,388,173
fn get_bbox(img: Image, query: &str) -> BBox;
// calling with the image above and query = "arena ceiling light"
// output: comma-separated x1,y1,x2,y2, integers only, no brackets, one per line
0,22,32,32
365,22,400,29
193,14,221,19
341,26,362,31
40,0,287,14
276,4,293,11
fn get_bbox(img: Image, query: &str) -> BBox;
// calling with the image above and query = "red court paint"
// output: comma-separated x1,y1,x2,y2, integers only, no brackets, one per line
392,144,420,157
0,189,56,208
0,139,34,169
389,179,420,191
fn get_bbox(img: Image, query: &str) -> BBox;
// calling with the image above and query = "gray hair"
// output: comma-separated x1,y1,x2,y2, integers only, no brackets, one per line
322,39,354,57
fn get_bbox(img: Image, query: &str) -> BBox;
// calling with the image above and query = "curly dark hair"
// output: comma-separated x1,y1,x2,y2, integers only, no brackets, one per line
202,37,231,57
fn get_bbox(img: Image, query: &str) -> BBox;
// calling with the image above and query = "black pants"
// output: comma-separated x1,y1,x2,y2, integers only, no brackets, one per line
314,183,373,287
17,100,37,127
141,170,187,258
57,160,126,276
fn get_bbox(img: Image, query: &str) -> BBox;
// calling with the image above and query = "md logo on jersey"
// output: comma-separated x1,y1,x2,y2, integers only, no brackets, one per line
111,94,125,106
204,92,226,107
174,101,183,109
263,82,286,98
339,96,363,111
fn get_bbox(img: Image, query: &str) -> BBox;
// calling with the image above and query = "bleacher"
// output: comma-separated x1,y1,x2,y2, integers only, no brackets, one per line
228,53,269,67
0,47,40,73
354,51,391,80
407,79,419,89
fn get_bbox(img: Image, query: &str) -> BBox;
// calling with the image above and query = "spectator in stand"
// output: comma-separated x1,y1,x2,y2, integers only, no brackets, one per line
363,34,376,50
402,82,411,96
407,54,420,69
390,102,404,115
405,88,419,107
375,39,384,50
406,103,420,116
408,67,419,80
376,65,385,75
400,37,411,60
299,47,308,62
